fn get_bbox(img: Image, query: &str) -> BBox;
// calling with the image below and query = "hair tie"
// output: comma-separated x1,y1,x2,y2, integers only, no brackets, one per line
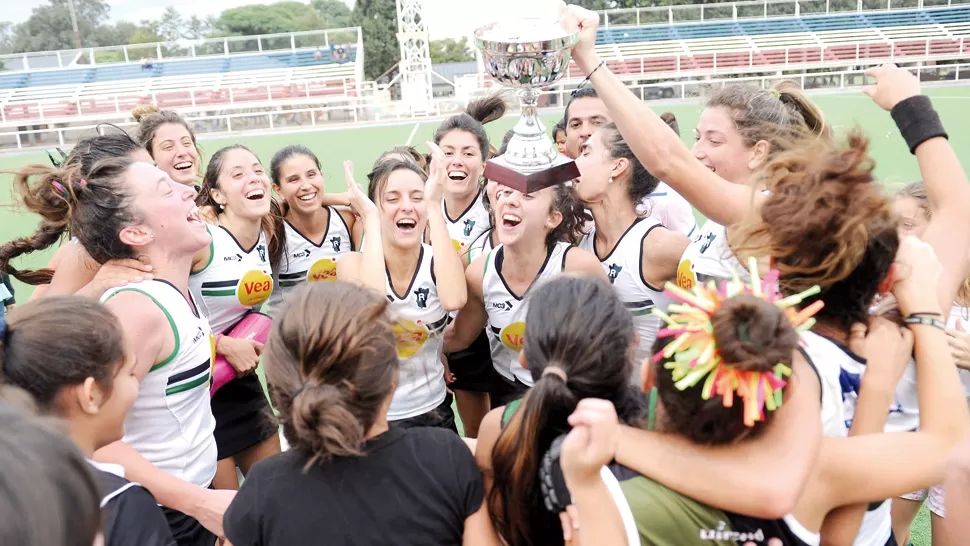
542,366,568,383
292,384,307,400
652,257,823,428
769,88,782,99
50,180,68,198
79,179,87,190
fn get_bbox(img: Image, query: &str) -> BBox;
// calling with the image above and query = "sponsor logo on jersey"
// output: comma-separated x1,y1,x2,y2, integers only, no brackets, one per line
677,259,696,290
237,270,273,307
307,258,338,282
413,287,430,309
489,300,513,312
392,319,429,359
329,236,342,253
224,253,243,262
291,249,312,259
698,232,716,254
451,238,463,255
257,244,267,262
192,327,206,344
500,322,526,352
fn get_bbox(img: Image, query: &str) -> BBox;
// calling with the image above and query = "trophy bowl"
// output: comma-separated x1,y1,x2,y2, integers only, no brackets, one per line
473,19,579,89
472,19,581,193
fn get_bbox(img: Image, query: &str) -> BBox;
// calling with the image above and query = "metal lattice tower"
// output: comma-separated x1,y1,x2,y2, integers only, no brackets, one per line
396,0,434,114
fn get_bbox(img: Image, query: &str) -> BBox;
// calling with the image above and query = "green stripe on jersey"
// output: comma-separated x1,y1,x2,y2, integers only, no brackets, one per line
165,373,211,395
201,289,237,297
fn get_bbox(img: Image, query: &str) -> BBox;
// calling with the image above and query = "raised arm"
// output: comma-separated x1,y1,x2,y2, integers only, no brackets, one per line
427,143,467,311
444,256,488,354
341,160,384,292
561,3,758,226
863,64,970,315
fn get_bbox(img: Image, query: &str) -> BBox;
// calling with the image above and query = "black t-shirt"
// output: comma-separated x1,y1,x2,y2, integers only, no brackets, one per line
94,466,176,546
224,426,484,546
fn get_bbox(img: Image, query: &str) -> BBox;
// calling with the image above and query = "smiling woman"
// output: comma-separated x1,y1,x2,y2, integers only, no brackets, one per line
133,106,203,187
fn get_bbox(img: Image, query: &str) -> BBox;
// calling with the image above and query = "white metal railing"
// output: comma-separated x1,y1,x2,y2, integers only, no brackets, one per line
3,62,967,152
0,28,363,72
597,0,970,27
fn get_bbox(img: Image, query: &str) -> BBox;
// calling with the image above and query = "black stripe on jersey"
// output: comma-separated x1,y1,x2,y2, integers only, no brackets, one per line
279,271,307,280
166,360,212,386
427,315,450,336
623,299,654,309
201,279,239,289
490,325,501,337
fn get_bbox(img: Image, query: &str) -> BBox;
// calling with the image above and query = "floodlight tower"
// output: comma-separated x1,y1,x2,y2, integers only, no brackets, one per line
396,0,434,114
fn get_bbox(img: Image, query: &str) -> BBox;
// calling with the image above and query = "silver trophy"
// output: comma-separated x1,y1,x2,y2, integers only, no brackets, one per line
473,19,580,193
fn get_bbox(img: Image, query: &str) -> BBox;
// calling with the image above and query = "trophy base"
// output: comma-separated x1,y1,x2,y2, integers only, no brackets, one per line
483,156,580,194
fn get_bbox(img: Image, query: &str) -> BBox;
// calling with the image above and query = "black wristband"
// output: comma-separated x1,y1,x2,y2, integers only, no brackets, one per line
890,95,948,155
904,315,946,330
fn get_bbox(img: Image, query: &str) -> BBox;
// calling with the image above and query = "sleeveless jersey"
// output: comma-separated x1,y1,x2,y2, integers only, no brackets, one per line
677,220,748,291
189,226,274,334
482,242,571,386
444,191,492,261
102,280,218,488
579,217,673,373
269,210,352,311
466,229,495,266
800,331,893,546
386,244,450,421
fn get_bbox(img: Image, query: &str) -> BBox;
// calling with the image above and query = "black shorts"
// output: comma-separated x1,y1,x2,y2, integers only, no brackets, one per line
162,503,217,546
211,373,278,460
447,331,494,393
489,373,529,409
389,393,458,434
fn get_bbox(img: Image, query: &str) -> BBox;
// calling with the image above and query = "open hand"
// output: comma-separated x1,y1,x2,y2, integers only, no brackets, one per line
343,160,378,219
78,257,154,298
863,63,921,112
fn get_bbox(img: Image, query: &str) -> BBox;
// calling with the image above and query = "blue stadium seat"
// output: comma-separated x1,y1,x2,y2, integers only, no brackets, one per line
0,72,28,90
90,64,153,83
25,68,90,87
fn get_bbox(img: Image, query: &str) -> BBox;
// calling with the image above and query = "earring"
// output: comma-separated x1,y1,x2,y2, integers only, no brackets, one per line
219,203,225,210
608,176,614,184
149,234,155,239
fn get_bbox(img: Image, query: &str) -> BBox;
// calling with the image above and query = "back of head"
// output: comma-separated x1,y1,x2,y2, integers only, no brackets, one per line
660,112,680,138
654,293,797,445
599,123,660,204
434,95,507,159
707,80,831,156
0,156,138,284
732,131,898,332
265,282,399,468
1,297,125,412
64,129,144,176
132,105,198,158
488,276,638,546
0,401,101,546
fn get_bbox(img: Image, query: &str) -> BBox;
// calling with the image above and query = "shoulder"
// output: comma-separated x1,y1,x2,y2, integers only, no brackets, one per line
475,406,506,471
335,207,356,229
465,254,488,287
643,225,690,260
102,479,177,546
102,287,169,326
564,246,605,277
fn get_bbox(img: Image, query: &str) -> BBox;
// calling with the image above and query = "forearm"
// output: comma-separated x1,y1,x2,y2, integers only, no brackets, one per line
428,209,467,310
570,479,627,546
580,54,754,226
94,440,206,516
321,192,351,207
358,214,385,293
913,324,969,441
943,444,970,542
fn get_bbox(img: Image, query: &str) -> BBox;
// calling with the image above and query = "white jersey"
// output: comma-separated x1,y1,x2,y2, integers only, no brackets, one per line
579,217,673,373
386,244,450,421
466,229,495,267
444,191,492,262
800,331,892,546
640,182,697,237
269,210,353,311
677,220,748,291
189,226,274,334
102,280,218,488
482,242,572,386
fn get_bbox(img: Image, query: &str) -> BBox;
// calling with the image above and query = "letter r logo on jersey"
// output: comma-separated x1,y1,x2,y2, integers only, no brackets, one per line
329,236,341,252
413,287,429,309
463,219,476,237
607,264,622,284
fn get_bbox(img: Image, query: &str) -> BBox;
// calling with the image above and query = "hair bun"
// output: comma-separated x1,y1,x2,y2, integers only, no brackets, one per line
131,104,160,122
465,95,507,125
711,294,796,373
290,382,364,463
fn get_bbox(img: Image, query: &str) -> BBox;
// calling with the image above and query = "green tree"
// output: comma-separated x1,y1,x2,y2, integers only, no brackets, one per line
13,0,110,52
429,37,473,64
312,0,353,28
216,2,327,36
352,0,399,80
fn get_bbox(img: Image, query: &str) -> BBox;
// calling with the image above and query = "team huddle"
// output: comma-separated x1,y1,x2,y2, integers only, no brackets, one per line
1,4,970,546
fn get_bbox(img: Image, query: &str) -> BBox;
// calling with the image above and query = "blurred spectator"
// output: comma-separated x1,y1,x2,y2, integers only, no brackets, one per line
313,47,323,62
140,57,154,71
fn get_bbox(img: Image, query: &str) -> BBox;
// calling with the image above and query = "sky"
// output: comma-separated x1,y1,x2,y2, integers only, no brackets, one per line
7,0,561,41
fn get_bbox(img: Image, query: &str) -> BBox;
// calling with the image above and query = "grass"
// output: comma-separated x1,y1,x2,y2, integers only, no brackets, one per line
3,85,966,544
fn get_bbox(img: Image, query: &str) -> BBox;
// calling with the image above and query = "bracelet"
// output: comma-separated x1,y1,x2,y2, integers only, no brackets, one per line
574,60,605,93
890,95,948,154
904,315,946,330
907,311,943,318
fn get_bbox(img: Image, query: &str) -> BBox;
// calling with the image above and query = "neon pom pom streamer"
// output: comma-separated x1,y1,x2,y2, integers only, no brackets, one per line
651,257,822,427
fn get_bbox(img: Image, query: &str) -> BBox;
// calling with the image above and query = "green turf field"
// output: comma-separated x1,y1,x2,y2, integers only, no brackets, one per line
2,85,963,544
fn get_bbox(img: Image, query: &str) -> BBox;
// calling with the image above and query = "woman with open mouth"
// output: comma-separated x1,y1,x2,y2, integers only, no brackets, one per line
191,145,284,491
338,144,467,431
132,105,202,188
432,96,506,439
444,178,606,408
1,156,231,545
266,145,364,313
573,123,689,381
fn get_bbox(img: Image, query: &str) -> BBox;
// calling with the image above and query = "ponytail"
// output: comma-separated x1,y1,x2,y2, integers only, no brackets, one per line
0,164,79,284
488,373,577,546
